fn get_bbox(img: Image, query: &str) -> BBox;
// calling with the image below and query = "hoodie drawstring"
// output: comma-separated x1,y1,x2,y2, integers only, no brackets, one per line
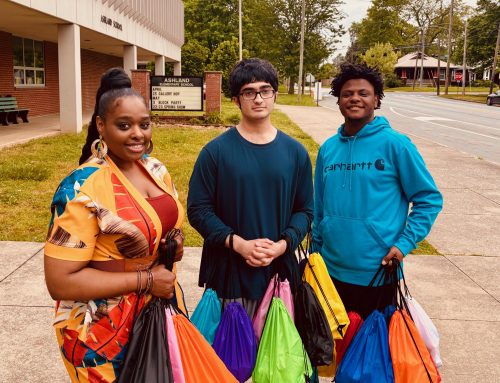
342,135,358,190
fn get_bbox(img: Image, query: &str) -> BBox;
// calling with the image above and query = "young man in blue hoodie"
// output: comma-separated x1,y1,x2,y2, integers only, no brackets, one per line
312,63,443,319
188,58,313,317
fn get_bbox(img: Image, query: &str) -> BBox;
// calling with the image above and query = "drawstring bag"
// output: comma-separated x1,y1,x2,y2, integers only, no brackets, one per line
165,307,186,383
172,308,238,383
118,233,181,383
303,252,350,340
212,234,257,382
388,261,441,382
253,273,294,341
190,288,221,344
335,309,394,383
389,310,441,383
252,297,312,383
302,251,349,377
294,279,334,367
118,298,174,383
335,311,364,366
404,296,442,368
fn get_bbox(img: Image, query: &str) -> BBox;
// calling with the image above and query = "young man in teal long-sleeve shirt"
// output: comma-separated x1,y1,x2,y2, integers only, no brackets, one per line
188,58,313,316
312,63,443,319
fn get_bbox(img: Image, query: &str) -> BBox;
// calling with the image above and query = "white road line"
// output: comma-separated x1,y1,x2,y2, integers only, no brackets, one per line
389,107,500,140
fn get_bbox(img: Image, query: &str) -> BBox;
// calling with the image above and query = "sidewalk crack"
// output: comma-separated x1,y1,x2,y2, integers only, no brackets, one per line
0,246,43,283
444,255,500,305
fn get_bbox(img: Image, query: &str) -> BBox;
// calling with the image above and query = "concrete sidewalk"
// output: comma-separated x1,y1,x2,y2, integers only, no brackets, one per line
0,104,499,382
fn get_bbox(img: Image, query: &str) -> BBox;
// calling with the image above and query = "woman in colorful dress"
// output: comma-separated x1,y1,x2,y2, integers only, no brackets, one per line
44,81,185,382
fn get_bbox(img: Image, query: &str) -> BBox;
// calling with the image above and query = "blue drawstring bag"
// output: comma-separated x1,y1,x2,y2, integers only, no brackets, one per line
191,288,221,345
212,302,257,382
335,309,394,383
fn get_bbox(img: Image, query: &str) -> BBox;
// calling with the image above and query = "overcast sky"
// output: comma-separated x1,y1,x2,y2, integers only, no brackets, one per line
336,0,478,56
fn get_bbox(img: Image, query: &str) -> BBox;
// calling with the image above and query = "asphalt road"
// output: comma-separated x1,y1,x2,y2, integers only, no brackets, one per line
320,92,500,165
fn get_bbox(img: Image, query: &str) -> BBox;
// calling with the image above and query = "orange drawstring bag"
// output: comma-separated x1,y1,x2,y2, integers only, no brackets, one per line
172,312,238,383
389,309,441,383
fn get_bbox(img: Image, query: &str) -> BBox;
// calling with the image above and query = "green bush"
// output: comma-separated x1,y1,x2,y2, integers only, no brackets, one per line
384,73,402,88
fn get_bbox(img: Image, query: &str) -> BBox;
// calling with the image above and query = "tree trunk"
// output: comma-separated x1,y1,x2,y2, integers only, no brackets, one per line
288,78,295,94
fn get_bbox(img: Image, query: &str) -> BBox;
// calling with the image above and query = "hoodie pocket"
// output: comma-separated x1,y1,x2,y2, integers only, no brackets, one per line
320,215,389,270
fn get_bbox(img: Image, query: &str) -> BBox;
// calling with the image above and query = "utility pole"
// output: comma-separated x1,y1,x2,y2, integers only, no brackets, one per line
437,36,441,95
462,19,468,95
297,0,305,102
489,22,500,95
238,0,242,61
444,0,454,95
419,28,425,87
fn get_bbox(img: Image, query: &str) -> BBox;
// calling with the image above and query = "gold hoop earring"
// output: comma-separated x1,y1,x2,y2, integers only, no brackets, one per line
91,135,108,159
145,140,153,155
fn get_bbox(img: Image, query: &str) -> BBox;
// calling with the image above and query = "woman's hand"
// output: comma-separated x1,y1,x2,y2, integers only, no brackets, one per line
150,264,176,299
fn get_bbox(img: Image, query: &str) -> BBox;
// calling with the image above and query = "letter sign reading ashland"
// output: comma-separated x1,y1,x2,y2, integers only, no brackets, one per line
150,76,204,111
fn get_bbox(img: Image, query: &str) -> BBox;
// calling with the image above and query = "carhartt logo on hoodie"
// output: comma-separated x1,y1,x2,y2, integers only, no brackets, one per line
324,159,385,173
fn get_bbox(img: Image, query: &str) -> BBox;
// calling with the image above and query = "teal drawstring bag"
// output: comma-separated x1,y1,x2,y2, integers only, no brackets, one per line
191,288,221,345
252,297,312,383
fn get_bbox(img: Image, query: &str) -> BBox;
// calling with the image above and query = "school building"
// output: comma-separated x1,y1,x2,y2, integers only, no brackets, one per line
0,0,184,132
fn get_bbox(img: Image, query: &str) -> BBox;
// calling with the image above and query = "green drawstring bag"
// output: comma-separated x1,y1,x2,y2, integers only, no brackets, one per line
252,297,312,383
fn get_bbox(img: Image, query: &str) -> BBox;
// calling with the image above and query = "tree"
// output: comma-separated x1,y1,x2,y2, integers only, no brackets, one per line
244,0,344,93
208,38,249,97
181,40,210,76
314,63,337,80
454,0,500,73
361,43,398,78
183,0,238,52
352,0,417,54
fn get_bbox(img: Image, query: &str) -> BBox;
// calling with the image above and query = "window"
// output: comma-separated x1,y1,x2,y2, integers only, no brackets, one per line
13,36,45,86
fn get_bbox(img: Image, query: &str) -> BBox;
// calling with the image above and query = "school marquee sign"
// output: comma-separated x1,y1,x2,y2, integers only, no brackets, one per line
150,76,203,111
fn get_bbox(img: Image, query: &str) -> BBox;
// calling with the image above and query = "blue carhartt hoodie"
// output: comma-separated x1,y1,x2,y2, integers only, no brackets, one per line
312,116,443,286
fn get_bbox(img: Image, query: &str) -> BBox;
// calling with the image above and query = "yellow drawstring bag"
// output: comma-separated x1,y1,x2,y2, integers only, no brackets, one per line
303,252,350,377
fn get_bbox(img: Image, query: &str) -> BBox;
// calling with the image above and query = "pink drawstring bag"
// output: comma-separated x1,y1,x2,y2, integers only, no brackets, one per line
252,274,294,341
165,308,186,383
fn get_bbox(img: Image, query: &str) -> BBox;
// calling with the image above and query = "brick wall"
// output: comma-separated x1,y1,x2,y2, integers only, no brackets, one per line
205,71,222,114
81,49,122,113
131,70,151,110
0,30,122,118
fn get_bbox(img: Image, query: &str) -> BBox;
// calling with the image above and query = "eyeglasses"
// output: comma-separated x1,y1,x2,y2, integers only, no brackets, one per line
239,89,276,101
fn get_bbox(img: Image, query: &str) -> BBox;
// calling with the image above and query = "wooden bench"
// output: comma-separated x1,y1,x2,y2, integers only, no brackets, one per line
0,96,30,126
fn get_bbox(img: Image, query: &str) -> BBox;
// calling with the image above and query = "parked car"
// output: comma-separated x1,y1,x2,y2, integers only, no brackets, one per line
486,90,500,106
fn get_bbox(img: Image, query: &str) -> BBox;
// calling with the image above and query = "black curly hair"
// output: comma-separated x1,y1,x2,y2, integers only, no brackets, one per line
330,63,384,109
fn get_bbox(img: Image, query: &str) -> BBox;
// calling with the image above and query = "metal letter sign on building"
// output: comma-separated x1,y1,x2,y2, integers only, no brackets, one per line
150,76,204,111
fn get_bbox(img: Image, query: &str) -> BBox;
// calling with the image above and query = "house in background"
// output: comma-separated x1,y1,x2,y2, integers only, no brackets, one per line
394,52,474,87
0,0,184,133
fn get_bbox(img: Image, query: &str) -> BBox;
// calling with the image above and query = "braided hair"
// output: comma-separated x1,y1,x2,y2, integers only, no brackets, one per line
79,68,131,164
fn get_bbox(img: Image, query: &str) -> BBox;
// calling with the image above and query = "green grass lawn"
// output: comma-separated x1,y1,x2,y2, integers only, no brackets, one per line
0,98,436,253
440,94,489,104
385,85,497,93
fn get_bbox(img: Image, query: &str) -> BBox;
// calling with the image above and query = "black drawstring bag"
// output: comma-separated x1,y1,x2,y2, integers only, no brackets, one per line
117,231,179,383
294,280,334,367
118,298,174,383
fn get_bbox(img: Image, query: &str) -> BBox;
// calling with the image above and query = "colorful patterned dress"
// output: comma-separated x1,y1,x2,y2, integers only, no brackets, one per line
44,155,184,382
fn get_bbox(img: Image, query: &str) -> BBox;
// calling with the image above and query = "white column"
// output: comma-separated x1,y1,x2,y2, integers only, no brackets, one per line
123,45,137,77
58,24,82,133
155,55,165,75
173,61,181,76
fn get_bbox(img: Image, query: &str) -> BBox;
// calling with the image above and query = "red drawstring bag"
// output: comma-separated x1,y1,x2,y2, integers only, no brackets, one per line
335,311,364,366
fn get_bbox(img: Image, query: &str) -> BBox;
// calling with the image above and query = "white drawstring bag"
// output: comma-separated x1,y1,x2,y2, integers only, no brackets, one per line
404,296,442,368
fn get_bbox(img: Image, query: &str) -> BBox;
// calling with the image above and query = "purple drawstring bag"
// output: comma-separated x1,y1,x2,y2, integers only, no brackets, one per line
212,302,257,382
211,234,258,382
